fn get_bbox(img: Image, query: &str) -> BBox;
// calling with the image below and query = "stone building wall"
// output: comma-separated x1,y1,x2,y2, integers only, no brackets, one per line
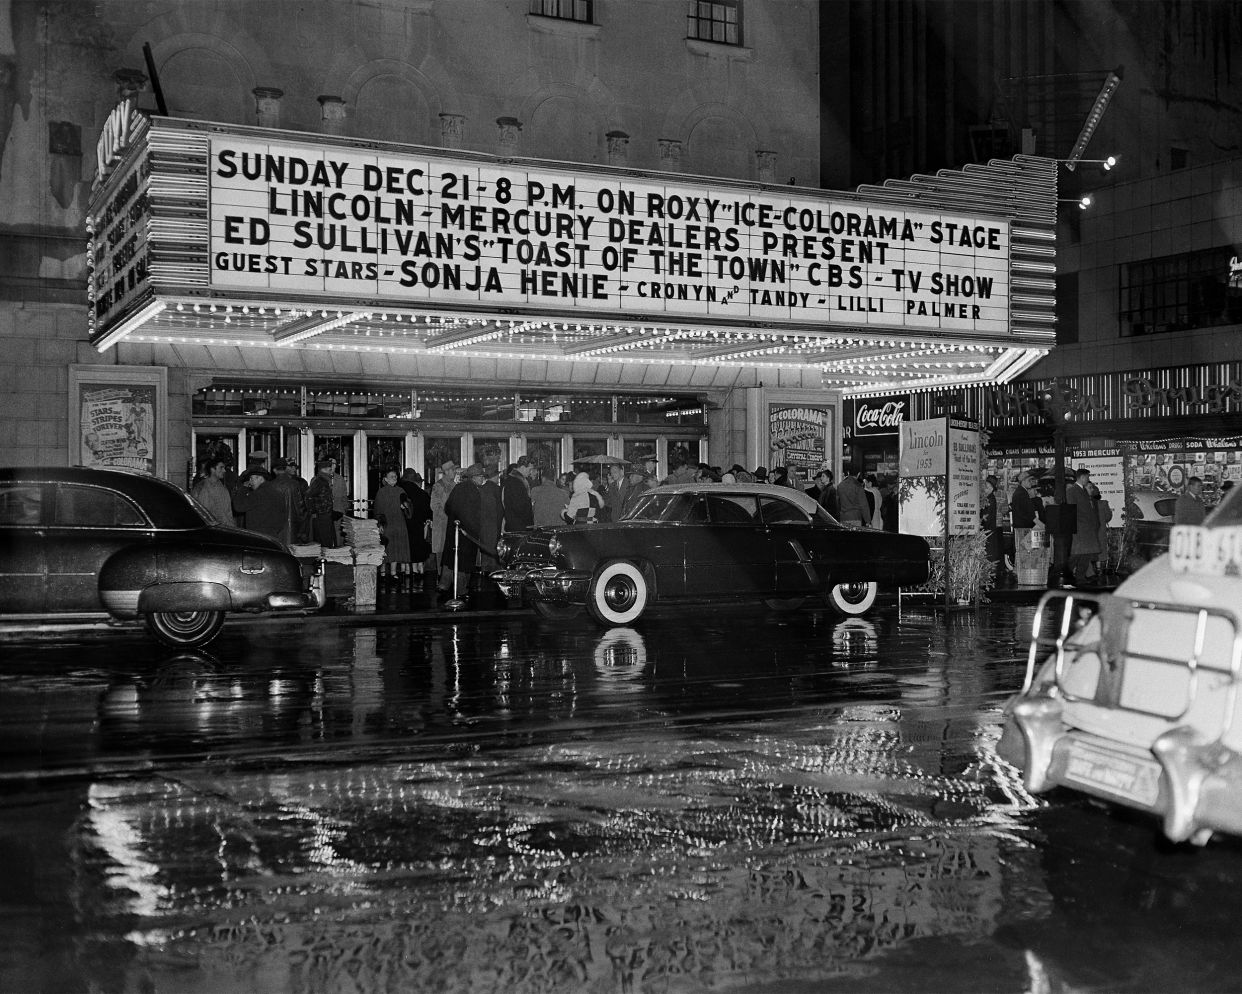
0,0,821,470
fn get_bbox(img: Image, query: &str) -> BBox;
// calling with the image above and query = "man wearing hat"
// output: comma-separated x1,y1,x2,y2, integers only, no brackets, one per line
440,463,487,599
502,455,536,531
306,458,338,547
267,457,307,545
231,465,288,541
430,459,459,576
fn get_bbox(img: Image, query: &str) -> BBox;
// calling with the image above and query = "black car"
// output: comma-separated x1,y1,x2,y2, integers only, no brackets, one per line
0,467,319,648
493,483,929,625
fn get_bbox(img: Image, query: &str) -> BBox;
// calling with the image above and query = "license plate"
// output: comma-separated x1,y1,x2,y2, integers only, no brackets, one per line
1170,525,1242,576
1062,740,1161,807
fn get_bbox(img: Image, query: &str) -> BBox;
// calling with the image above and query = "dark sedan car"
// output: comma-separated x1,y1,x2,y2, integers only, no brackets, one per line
492,483,930,625
0,467,319,647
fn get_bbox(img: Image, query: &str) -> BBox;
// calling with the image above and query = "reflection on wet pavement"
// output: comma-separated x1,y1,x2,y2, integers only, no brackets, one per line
3,606,1242,992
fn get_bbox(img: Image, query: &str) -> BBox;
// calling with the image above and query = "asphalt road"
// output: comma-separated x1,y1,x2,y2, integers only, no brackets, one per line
2,604,1241,993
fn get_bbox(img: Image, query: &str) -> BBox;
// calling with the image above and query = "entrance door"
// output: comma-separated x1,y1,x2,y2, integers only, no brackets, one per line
473,437,510,479
313,434,354,516
423,435,462,489
195,433,238,473
525,437,561,484
246,429,282,468
366,436,406,511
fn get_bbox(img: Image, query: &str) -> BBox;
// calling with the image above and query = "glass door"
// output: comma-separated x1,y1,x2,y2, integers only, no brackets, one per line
366,436,406,511
313,434,354,515
246,429,282,469
423,435,462,490
194,432,238,487
525,437,562,485
472,437,510,480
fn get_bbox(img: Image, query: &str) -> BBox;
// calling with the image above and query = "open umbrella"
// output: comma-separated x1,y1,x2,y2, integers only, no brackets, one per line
574,454,629,466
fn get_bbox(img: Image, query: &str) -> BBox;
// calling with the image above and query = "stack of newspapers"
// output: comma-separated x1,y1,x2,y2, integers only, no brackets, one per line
342,516,386,566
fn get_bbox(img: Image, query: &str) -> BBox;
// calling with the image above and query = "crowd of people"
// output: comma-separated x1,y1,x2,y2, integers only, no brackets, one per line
191,448,911,600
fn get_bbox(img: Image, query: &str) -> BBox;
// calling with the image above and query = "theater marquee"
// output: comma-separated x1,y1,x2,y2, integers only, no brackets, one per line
86,117,1056,389
208,135,1010,334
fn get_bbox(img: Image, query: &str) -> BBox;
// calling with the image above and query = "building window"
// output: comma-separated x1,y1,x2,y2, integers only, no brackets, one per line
529,0,592,23
687,0,741,45
1170,146,1188,171
1120,247,1242,336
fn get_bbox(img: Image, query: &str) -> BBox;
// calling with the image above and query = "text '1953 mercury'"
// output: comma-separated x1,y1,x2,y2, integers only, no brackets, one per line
492,483,930,625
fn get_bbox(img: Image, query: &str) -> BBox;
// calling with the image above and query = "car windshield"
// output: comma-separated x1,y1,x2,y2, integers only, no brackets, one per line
619,493,693,522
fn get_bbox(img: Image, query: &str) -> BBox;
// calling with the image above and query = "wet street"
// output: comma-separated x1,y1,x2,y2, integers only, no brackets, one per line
2,604,1241,993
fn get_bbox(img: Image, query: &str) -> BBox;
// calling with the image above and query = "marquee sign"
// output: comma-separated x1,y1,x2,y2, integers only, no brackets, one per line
85,118,1057,384
208,135,1010,334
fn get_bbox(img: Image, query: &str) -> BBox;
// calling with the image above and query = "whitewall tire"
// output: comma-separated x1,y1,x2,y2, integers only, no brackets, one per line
588,560,649,626
827,582,877,616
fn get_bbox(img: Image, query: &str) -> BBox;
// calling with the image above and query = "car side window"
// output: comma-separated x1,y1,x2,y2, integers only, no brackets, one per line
685,498,711,523
0,484,44,525
705,494,759,524
1154,498,1178,519
759,495,811,525
53,485,147,528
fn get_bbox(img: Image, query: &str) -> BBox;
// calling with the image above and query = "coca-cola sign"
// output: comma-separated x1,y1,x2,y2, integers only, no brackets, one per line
852,395,908,435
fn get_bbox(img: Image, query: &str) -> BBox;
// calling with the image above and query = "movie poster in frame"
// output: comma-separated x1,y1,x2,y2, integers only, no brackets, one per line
68,365,168,478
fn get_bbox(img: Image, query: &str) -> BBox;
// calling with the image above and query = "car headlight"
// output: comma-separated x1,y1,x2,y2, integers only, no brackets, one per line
497,536,511,561
548,534,561,559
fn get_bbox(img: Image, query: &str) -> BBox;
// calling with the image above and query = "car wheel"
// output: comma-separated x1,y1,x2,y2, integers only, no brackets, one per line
533,601,584,622
826,581,877,616
763,597,806,612
145,610,226,648
587,560,648,626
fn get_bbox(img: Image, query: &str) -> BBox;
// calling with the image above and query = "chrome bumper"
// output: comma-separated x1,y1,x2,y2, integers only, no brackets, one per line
265,590,321,611
1000,694,1242,845
491,563,591,603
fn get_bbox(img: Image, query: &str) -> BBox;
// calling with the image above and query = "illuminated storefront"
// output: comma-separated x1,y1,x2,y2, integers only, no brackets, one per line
87,109,1057,505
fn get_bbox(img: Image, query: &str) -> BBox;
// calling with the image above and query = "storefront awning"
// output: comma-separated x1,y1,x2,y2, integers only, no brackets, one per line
89,114,1057,391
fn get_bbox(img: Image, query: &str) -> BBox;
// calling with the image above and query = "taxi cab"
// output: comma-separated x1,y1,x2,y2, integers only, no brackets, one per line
998,488,1242,845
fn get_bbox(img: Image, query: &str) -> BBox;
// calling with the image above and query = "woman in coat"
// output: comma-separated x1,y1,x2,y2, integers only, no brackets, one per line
400,469,433,563
373,468,411,564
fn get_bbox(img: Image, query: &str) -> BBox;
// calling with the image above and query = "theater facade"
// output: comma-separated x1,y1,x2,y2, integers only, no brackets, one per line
85,109,1056,511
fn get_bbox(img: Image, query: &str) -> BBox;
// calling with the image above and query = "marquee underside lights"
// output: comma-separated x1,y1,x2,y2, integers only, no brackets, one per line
87,117,1059,390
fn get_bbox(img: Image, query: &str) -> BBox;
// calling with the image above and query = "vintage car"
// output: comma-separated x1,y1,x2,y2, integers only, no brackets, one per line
492,483,930,625
0,467,319,648
998,488,1242,845
1125,487,1177,563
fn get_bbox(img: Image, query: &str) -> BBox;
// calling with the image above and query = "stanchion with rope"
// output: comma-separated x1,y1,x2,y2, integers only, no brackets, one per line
445,519,467,611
